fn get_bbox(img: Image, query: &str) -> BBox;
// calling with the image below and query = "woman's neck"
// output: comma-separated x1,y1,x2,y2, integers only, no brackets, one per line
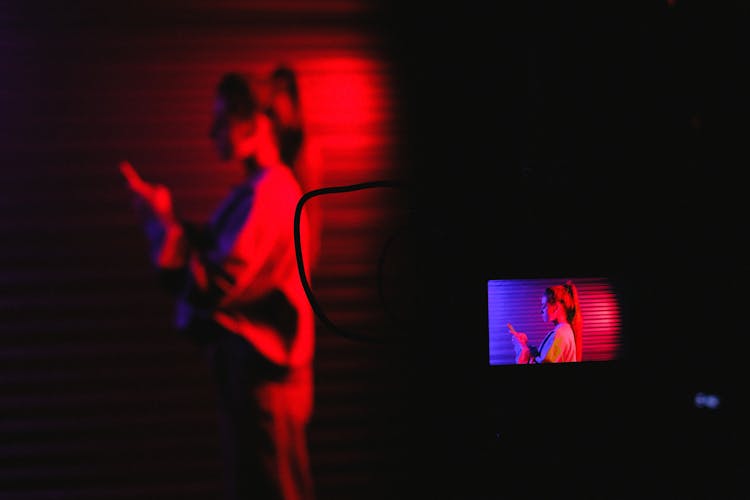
243,156,260,174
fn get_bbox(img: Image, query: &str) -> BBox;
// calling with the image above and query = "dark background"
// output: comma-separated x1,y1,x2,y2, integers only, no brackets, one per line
382,0,746,498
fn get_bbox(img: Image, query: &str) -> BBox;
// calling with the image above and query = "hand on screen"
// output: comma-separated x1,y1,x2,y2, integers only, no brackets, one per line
508,323,530,363
507,322,527,344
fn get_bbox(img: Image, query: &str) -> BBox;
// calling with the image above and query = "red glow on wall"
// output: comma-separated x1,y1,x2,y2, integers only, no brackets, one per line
576,285,623,361
301,57,394,154
0,2,405,497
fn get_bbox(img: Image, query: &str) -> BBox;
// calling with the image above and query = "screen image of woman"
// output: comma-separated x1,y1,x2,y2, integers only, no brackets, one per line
507,281,582,364
488,277,624,365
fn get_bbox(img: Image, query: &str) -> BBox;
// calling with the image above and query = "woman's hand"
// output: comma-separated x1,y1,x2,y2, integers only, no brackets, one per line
119,161,175,223
508,323,530,364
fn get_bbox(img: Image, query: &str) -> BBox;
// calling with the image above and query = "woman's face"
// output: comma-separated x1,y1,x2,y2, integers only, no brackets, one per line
541,295,556,323
210,96,257,161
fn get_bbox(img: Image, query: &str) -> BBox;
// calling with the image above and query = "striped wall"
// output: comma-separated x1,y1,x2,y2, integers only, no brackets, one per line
1,1,414,499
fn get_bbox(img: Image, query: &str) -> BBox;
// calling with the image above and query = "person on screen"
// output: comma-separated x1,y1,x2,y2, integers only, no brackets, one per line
508,280,583,363
119,72,316,500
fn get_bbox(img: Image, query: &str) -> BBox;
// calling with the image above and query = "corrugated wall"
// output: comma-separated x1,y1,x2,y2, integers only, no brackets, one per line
1,1,414,499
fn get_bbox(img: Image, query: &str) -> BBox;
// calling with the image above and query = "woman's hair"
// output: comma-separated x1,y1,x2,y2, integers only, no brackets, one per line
544,280,583,361
217,72,258,119
270,65,300,108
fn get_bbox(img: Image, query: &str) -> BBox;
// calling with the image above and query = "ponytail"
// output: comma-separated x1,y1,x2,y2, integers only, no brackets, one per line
563,280,583,361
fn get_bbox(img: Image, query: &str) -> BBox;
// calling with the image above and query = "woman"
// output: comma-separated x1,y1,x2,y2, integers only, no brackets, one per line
120,72,316,500
508,280,583,363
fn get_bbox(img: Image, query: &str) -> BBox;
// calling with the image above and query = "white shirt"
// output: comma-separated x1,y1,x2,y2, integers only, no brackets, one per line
535,322,577,363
